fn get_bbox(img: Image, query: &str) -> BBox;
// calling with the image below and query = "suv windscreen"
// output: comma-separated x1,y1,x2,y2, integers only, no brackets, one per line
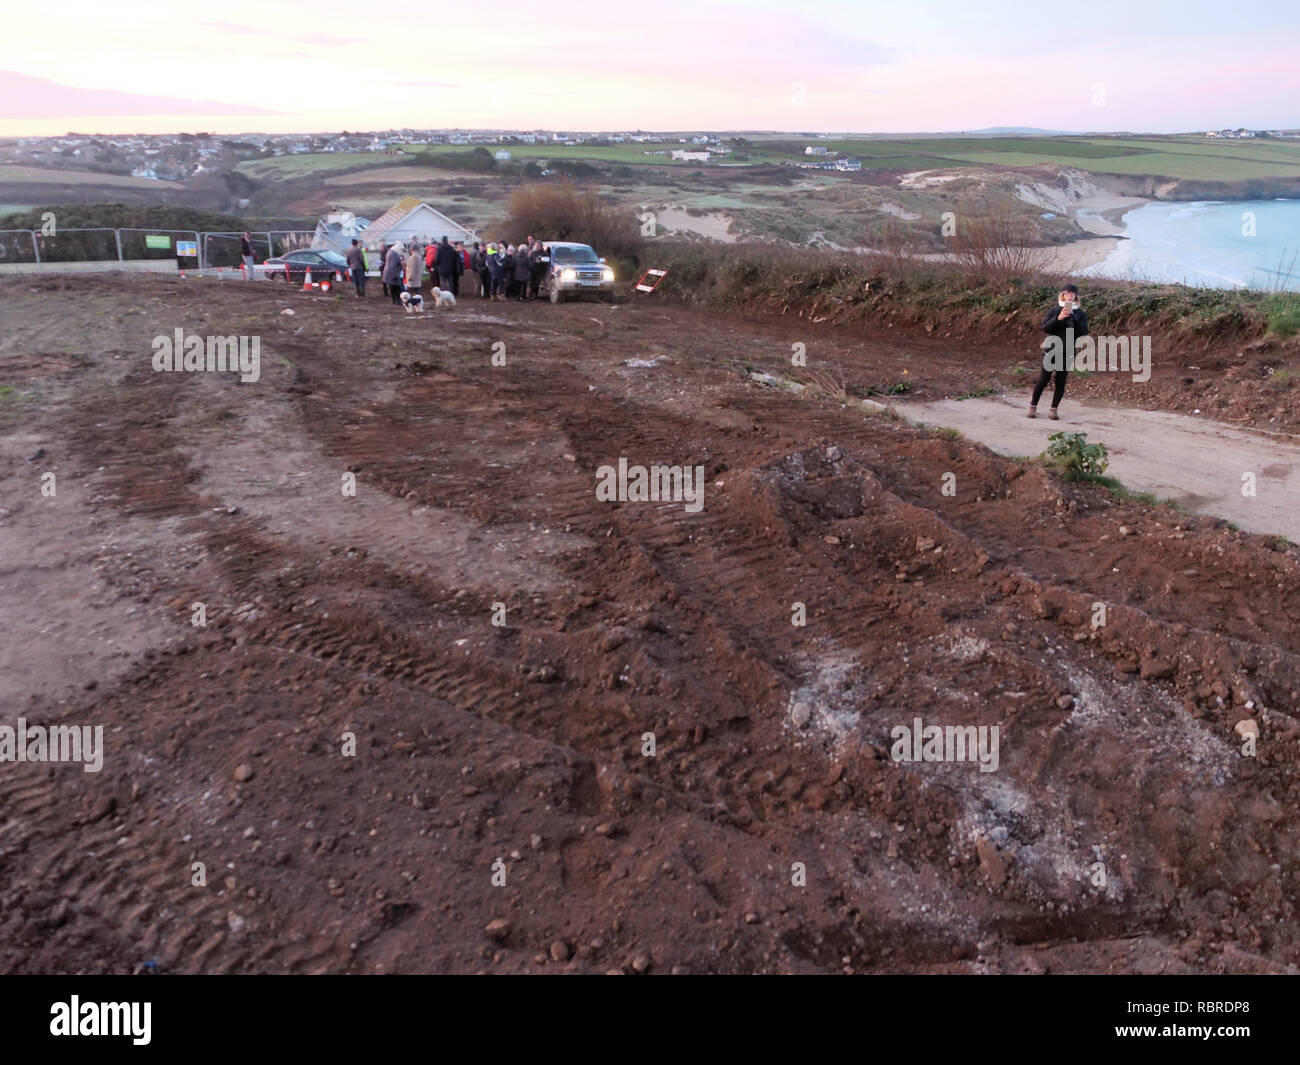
551,247,598,264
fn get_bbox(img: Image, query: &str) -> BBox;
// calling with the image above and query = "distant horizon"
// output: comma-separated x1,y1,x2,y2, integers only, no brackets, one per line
4,0,1298,137
9,125,1299,142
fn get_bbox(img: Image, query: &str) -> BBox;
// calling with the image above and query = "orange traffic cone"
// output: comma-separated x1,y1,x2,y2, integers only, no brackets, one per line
301,268,313,291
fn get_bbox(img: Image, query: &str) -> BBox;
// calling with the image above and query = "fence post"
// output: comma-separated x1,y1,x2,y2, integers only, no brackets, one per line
114,229,124,262
30,230,40,265
265,232,273,261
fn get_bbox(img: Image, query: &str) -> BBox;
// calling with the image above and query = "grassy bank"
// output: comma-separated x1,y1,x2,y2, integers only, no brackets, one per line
639,240,1300,346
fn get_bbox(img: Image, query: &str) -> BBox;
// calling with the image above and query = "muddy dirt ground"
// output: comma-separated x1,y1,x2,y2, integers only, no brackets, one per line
1,273,1298,974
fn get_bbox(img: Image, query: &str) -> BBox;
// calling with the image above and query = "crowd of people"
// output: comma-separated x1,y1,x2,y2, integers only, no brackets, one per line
344,234,553,304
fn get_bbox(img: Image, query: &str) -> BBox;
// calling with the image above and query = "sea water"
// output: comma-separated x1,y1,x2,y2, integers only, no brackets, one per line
1084,198,1300,291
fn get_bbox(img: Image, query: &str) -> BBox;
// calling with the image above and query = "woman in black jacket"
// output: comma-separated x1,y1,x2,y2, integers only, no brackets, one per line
1029,284,1089,419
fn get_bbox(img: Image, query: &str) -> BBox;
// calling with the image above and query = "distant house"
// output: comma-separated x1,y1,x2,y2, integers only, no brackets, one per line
671,150,710,162
495,149,511,161
804,145,829,156
311,208,373,253
356,196,477,252
833,158,862,172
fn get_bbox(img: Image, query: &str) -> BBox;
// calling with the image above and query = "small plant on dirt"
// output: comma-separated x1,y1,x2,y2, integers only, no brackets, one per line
1046,431,1109,482
800,365,848,400
867,380,912,397
955,386,998,399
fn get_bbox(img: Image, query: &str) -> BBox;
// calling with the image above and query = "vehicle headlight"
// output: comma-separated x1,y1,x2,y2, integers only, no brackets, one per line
561,268,576,281
602,268,615,282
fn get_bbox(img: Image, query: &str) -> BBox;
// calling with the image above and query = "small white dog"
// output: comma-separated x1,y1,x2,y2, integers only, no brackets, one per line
400,289,423,313
430,286,456,310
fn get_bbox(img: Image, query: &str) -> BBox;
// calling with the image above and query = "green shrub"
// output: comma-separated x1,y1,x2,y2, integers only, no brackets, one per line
1263,293,1300,338
1046,431,1109,482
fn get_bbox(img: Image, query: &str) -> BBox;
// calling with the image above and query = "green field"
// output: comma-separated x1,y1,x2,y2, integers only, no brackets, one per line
236,153,413,180
778,135,1300,180
0,165,184,188
229,135,1300,186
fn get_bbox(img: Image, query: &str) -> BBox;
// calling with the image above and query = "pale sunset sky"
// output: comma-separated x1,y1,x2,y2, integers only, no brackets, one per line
2,0,1297,136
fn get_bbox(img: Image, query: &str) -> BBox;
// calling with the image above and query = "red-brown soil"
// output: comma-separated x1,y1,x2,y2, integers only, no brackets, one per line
1,274,1297,974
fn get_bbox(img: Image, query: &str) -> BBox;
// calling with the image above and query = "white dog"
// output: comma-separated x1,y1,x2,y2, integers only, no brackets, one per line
400,289,423,314
430,286,456,310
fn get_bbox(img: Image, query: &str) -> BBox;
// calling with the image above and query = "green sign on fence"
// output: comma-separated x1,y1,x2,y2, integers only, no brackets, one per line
145,234,171,250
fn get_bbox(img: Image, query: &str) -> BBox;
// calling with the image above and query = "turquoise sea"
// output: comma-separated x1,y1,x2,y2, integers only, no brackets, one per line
1083,198,1300,291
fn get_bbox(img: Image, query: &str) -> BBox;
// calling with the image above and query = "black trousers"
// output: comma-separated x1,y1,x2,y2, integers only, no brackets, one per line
439,272,454,293
389,281,403,304
479,268,491,298
351,268,366,296
1032,368,1068,408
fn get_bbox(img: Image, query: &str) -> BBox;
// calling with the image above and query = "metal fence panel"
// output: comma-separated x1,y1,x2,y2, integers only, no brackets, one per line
33,227,119,263
0,229,39,264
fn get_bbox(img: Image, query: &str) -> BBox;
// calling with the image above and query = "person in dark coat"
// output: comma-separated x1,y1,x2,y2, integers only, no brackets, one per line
346,239,367,297
453,242,469,297
381,242,406,305
512,242,531,301
1029,283,1089,419
379,242,391,298
502,245,517,301
486,243,505,300
528,242,549,300
434,236,458,293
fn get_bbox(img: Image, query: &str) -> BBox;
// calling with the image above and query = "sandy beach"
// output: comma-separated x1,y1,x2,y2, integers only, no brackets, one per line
1042,234,1123,274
